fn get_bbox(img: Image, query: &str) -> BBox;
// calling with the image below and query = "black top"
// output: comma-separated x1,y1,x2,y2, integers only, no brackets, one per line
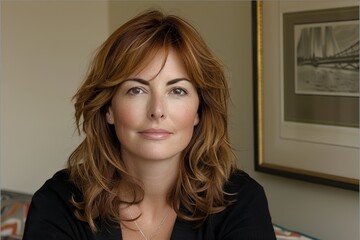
23,169,276,240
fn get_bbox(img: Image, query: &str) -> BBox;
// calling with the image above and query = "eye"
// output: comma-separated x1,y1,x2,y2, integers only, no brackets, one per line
127,87,145,95
171,88,188,96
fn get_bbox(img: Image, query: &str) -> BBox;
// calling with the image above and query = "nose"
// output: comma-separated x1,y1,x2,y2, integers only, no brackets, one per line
147,95,166,120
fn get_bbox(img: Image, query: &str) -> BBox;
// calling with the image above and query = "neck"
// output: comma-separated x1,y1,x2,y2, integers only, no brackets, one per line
122,152,180,210
119,153,179,240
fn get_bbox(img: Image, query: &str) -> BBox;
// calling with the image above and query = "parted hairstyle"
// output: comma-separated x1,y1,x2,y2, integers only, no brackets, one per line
68,9,237,231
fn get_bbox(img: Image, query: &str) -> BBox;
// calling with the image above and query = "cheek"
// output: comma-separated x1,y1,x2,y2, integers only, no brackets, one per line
111,104,142,132
172,105,199,129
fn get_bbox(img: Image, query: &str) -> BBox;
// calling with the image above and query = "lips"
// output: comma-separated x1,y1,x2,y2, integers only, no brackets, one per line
138,128,173,140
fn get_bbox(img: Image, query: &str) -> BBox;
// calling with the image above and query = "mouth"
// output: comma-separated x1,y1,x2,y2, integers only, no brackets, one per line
138,128,173,140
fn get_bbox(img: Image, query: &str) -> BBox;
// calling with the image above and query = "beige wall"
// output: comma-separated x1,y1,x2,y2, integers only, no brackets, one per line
1,1,109,192
1,1,358,240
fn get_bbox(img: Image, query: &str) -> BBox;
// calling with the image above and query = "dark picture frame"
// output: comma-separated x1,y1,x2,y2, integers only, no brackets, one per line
252,1,359,191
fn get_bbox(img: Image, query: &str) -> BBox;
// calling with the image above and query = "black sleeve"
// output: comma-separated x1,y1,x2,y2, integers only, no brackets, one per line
209,171,276,240
23,171,93,240
223,186,276,240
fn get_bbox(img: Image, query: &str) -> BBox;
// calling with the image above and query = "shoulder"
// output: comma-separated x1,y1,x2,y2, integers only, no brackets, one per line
26,169,80,219
33,169,81,206
205,169,276,239
224,169,264,196
222,169,270,217
23,170,92,240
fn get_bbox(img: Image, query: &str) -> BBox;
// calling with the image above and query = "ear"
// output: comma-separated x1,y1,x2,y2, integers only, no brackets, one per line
106,108,115,124
193,113,200,126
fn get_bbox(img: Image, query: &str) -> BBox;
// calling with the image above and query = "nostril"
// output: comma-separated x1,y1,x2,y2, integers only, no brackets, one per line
149,113,165,119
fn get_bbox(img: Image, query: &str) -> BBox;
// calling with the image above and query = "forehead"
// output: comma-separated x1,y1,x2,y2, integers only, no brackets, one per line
129,48,189,80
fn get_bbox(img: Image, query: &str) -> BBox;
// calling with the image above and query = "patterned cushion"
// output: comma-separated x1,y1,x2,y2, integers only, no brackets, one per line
1,190,32,239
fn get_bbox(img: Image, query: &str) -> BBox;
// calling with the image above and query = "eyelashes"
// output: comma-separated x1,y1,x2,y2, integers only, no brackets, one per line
127,87,145,95
126,87,188,96
170,87,188,96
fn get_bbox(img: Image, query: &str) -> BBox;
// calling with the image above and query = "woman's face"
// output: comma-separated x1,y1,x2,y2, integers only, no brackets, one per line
107,48,200,163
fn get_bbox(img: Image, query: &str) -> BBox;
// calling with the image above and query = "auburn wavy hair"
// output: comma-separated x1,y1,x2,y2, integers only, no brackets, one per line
68,9,236,231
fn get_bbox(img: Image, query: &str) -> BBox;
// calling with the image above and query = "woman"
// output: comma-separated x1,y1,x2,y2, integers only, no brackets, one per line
23,10,276,240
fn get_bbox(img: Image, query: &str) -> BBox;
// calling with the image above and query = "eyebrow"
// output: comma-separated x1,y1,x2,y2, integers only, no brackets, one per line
124,78,191,86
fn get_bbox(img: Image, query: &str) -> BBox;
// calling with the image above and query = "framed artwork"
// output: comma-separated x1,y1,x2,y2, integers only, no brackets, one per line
252,0,359,191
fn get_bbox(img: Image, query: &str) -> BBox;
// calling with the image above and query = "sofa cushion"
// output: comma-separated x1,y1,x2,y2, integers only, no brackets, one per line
1,190,32,239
